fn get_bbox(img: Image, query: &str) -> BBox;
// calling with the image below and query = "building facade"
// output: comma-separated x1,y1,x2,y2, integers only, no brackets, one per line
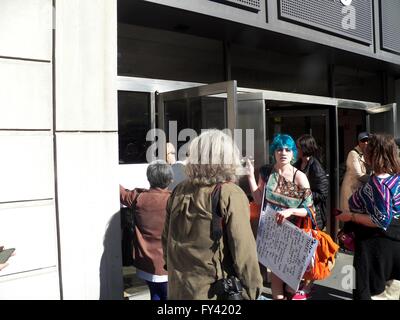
0,0,399,299
0,0,121,299
117,0,400,243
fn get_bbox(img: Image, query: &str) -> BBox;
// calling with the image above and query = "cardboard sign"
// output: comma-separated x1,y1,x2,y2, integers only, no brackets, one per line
256,205,318,291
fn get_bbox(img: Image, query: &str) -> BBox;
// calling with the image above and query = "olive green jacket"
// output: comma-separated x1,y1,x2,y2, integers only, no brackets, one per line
162,181,263,300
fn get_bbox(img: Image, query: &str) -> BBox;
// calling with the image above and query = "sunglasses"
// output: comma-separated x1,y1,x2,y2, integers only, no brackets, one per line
360,138,369,143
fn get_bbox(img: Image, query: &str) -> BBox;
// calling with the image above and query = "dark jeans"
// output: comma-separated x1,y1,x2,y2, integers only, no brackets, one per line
146,281,168,300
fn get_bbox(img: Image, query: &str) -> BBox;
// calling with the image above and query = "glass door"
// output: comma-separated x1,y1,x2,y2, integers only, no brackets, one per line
366,103,397,136
265,109,330,170
236,93,267,195
157,81,237,161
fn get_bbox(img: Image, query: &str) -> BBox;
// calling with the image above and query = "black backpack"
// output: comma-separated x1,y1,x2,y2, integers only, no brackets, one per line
120,190,143,267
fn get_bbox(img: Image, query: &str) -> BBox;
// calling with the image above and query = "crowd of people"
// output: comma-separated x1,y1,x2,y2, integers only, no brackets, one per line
120,129,400,301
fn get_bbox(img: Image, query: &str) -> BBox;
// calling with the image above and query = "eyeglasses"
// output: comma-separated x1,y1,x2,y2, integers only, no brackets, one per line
360,138,369,143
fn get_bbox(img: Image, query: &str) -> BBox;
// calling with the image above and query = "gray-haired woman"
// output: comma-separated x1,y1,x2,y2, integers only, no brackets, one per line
120,160,173,300
162,129,263,300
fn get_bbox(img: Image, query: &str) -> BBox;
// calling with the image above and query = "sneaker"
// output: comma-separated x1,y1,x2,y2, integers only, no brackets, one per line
291,290,310,300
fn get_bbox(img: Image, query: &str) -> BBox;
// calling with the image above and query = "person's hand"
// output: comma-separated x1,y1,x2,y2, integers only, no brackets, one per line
332,208,343,217
0,247,16,271
246,158,255,176
335,210,353,222
276,209,294,224
0,263,9,271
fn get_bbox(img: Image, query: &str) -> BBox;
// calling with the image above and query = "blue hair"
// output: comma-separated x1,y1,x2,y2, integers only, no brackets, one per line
269,134,297,164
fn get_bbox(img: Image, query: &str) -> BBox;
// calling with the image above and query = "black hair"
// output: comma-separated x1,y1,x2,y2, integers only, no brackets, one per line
296,134,319,158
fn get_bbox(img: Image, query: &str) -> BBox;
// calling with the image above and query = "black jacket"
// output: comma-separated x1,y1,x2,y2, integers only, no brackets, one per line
294,157,329,229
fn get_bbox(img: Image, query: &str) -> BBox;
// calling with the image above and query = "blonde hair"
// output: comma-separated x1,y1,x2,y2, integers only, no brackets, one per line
185,129,241,185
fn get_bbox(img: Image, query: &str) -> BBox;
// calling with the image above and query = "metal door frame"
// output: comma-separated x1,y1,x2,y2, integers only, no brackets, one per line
238,91,335,182
267,107,332,232
237,91,337,235
265,108,330,167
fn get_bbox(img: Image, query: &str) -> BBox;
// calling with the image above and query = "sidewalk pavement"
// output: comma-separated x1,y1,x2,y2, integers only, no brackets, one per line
124,251,354,300
123,266,150,300
311,250,353,300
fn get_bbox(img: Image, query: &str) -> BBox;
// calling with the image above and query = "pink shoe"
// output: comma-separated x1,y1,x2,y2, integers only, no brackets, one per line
291,290,310,300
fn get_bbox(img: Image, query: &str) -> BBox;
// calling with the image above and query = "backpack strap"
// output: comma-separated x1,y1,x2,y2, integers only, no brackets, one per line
211,183,223,241
125,189,145,231
306,207,318,230
211,183,242,290
130,188,144,211
352,147,362,156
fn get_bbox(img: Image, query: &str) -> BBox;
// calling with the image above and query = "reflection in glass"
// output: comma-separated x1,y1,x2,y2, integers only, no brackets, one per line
164,96,227,151
267,112,327,168
118,91,151,164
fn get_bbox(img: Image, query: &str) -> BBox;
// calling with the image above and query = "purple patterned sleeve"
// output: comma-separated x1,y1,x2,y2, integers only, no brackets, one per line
348,185,365,213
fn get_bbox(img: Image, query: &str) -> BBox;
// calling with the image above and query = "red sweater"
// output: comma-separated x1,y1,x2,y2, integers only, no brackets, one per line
120,186,171,276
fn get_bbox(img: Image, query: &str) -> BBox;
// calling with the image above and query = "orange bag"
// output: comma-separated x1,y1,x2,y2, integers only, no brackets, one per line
249,201,261,222
301,207,339,281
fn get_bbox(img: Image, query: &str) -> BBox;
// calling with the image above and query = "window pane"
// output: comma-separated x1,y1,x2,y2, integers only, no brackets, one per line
164,96,227,151
118,91,151,164
267,113,327,168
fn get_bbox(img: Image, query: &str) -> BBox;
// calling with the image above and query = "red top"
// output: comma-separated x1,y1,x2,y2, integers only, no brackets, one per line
120,186,171,276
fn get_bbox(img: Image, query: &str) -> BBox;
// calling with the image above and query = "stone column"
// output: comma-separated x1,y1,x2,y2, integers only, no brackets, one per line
55,0,122,299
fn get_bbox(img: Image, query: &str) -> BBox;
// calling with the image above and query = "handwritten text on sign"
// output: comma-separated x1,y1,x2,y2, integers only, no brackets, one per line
256,205,318,291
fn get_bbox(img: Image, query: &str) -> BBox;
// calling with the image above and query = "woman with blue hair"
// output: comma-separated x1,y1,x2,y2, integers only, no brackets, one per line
247,134,314,300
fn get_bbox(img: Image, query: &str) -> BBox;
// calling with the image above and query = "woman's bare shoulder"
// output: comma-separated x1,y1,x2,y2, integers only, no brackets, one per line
295,169,310,188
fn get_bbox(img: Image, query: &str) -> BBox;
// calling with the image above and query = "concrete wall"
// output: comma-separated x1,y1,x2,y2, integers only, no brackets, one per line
0,0,59,299
0,0,122,300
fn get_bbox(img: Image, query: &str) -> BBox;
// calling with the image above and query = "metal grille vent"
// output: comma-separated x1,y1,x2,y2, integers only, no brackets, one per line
381,0,400,54
279,0,373,44
210,0,261,12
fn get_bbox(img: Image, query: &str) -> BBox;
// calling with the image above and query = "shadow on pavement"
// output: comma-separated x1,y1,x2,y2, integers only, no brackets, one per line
309,283,352,300
260,281,353,300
